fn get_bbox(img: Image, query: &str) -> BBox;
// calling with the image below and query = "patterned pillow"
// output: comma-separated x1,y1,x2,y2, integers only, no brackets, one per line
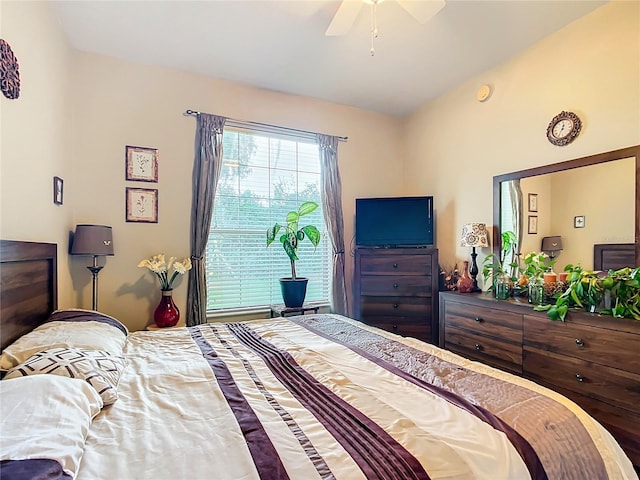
0,310,128,370
4,347,127,406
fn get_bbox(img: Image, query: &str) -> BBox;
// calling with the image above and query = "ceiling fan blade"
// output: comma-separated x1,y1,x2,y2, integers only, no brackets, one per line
396,0,445,24
325,1,364,36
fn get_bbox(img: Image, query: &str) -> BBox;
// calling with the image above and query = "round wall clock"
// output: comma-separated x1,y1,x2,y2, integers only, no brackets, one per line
0,39,21,99
546,111,581,146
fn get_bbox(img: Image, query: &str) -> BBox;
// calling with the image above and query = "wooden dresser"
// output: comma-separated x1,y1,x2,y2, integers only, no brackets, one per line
439,291,640,467
354,247,439,344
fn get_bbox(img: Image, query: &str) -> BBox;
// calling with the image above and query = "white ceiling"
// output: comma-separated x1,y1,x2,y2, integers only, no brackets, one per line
51,0,606,117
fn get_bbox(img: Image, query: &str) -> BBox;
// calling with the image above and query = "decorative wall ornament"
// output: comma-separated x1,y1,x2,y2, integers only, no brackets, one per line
0,39,21,99
53,177,64,205
546,111,582,146
125,145,158,182
126,187,158,223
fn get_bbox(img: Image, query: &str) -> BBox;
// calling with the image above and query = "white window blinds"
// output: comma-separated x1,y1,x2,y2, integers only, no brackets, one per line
205,126,331,312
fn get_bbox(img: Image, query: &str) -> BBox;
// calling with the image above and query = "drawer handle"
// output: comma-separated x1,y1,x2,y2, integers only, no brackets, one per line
474,317,484,323
392,303,399,309
392,324,398,331
393,283,399,289
475,344,482,351
575,374,585,382
575,338,585,347
393,263,398,269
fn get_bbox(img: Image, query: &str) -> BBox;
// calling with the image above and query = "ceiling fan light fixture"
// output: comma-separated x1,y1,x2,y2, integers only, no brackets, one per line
369,0,381,56
326,0,446,56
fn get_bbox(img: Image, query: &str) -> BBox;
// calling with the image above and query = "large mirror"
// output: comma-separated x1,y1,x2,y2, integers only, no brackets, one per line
493,145,640,271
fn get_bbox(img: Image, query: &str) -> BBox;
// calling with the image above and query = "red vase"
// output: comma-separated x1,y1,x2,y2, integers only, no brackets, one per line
457,261,474,293
154,289,180,327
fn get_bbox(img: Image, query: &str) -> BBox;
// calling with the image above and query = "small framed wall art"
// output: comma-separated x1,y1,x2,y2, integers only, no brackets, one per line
574,215,586,228
53,176,63,205
125,145,158,182
126,187,158,223
528,215,538,234
528,193,538,212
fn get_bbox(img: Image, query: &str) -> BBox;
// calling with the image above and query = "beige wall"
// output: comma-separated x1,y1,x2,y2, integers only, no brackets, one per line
2,1,638,330
403,1,640,287
1,2,404,330
518,158,635,271
549,158,635,269
0,0,75,306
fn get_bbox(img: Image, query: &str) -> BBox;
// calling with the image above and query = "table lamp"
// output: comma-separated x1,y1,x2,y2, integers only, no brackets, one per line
460,223,489,292
541,235,563,259
70,224,114,310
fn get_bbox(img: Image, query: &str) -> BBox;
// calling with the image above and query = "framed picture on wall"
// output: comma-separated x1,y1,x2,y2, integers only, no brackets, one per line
125,145,158,182
528,193,538,212
126,187,158,223
53,176,63,205
528,215,538,234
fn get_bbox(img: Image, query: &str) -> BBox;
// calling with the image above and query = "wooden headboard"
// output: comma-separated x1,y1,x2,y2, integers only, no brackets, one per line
593,243,636,271
0,240,57,350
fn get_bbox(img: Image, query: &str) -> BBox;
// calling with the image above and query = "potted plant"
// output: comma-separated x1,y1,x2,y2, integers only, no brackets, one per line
481,230,517,299
266,201,321,307
520,251,556,305
535,265,640,321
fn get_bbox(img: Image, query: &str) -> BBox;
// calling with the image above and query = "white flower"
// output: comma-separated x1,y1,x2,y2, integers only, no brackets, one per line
138,253,192,290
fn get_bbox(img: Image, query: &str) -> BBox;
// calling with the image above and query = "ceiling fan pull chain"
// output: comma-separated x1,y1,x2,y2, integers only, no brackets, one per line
370,0,379,56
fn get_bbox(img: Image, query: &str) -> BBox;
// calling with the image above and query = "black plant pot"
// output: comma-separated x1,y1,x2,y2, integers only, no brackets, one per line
279,277,308,308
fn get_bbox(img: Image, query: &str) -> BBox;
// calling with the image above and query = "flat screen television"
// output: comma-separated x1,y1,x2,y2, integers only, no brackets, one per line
355,196,434,247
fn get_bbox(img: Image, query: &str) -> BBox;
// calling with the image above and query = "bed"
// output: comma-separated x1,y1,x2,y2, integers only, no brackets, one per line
0,240,638,480
594,243,637,271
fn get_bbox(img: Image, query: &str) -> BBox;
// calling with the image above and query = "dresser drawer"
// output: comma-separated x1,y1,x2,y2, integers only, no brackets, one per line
358,254,432,275
445,326,522,374
361,296,431,317
444,301,522,344
524,347,640,412
363,317,431,342
360,275,433,297
524,314,640,374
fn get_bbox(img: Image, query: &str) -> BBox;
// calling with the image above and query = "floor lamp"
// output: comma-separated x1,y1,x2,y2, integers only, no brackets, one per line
71,224,114,311
460,223,489,293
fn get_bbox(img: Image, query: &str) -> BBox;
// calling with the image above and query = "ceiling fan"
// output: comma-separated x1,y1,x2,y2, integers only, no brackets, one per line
325,0,446,37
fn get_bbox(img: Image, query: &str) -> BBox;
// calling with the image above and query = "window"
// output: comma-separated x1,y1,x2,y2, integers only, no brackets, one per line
205,126,331,312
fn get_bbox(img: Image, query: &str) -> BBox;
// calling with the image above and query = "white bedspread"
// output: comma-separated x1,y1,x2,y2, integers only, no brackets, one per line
76,315,637,480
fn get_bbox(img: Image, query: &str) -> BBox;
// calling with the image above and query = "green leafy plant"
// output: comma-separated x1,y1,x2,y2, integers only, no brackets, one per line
482,230,517,293
266,201,321,280
521,251,556,282
535,265,640,321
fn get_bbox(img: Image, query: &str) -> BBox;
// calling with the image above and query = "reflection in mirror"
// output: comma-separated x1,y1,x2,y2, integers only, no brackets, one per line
500,180,522,276
493,145,640,272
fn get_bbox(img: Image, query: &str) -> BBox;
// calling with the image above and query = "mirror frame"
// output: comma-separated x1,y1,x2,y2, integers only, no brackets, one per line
492,144,640,268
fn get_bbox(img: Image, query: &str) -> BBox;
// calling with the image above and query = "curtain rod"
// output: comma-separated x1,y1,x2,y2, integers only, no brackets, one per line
183,109,348,142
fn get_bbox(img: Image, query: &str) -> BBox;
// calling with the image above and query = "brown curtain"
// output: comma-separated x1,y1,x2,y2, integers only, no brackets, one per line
317,134,348,315
186,113,226,326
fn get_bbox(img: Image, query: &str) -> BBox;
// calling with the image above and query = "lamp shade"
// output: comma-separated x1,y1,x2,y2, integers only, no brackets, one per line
460,223,489,248
70,224,114,256
541,235,563,252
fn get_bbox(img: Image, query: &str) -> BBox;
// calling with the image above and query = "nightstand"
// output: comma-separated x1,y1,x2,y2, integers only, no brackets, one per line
270,304,320,318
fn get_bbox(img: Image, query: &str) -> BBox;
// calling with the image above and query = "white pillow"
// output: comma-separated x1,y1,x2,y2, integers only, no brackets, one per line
0,310,128,370
0,375,103,479
4,347,127,406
